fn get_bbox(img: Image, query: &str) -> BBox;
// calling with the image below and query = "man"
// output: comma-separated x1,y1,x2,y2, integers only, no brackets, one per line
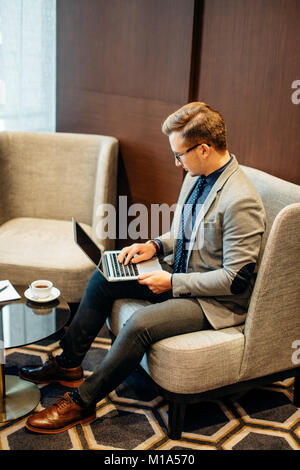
20,102,266,434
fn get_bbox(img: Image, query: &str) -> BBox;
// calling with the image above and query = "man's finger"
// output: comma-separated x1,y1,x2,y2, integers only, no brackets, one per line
123,246,139,265
118,244,139,265
118,246,131,263
138,272,155,280
138,276,154,285
131,253,147,263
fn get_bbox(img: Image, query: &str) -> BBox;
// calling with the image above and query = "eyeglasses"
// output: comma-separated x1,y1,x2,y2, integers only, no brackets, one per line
173,143,210,163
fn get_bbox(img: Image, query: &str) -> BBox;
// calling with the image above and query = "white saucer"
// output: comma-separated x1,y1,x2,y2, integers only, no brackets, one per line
24,286,61,303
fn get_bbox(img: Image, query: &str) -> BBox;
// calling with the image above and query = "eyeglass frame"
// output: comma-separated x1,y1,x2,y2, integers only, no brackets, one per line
173,142,211,163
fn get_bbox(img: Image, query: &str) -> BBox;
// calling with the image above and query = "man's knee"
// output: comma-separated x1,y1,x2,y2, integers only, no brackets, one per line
88,269,109,293
121,310,152,346
91,269,107,284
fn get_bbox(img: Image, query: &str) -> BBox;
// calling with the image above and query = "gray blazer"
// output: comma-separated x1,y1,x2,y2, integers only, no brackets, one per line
157,155,266,330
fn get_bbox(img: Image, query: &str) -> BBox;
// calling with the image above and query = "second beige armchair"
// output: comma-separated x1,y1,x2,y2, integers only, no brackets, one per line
0,131,118,303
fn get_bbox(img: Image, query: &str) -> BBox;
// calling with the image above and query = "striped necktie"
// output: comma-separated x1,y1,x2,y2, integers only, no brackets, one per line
173,176,207,273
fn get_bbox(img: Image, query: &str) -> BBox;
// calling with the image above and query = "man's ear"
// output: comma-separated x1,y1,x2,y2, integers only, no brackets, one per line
201,143,211,160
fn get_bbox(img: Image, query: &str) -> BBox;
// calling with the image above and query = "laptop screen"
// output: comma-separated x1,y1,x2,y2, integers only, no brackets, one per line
73,219,103,271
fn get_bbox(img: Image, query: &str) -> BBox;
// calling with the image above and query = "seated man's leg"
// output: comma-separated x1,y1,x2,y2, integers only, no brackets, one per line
20,268,171,385
59,268,172,366
25,296,210,433
78,296,210,406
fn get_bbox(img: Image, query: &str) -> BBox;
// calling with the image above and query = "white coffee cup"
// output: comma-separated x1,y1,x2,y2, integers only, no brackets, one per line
30,280,53,299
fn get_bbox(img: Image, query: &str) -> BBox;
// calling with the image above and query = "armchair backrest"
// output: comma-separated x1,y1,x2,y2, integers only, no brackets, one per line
239,166,300,381
0,131,118,248
240,165,300,266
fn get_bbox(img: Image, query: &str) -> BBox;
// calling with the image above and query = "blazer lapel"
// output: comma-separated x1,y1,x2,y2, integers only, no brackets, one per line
185,155,239,266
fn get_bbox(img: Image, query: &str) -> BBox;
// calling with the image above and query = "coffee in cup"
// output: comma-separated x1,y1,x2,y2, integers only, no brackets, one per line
30,280,53,299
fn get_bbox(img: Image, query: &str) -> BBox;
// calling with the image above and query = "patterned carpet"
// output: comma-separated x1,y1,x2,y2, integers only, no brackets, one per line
1,325,300,451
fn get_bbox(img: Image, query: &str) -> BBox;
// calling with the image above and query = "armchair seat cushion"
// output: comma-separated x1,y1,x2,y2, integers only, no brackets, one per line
0,217,94,302
109,299,245,394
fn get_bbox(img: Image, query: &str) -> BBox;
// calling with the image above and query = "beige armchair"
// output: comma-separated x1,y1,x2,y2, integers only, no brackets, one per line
108,165,300,439
0,131,118,303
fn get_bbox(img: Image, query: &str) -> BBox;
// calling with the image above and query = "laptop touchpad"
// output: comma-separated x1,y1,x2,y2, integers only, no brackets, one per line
138,258,162,274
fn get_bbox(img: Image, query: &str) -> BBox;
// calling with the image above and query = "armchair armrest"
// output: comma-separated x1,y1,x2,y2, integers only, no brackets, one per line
240,203,300,381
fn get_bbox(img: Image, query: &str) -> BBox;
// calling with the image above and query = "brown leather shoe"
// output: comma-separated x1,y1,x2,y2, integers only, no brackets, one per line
26,392,96,434
19,355,84,388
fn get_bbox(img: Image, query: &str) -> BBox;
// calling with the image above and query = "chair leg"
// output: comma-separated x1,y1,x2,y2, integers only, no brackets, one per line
167,401,186,440
294,376,300,407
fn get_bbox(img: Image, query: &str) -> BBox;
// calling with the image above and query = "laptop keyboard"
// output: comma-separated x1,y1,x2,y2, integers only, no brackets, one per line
110,253,139,278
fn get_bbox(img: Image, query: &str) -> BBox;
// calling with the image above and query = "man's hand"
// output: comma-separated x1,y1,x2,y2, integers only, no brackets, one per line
138,270,172,294
118,242,156,265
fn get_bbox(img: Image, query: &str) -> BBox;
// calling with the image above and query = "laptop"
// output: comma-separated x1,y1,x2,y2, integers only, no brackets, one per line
72,218,162,282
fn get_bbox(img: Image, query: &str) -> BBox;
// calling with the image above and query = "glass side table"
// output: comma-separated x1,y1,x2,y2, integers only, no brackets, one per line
0,286,70,422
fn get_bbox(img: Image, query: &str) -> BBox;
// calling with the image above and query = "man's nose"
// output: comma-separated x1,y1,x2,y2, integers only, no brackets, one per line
175,158,182,168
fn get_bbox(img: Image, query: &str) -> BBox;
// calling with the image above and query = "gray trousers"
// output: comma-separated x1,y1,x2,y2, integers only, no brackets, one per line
60,267,211,406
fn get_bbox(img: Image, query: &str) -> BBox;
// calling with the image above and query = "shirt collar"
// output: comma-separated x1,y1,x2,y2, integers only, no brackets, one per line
205,153,233,186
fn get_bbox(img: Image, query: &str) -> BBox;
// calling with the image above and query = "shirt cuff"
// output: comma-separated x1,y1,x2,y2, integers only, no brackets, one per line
153,238,164,256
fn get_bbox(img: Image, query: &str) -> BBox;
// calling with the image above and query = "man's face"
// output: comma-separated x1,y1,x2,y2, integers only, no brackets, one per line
169,132,207,176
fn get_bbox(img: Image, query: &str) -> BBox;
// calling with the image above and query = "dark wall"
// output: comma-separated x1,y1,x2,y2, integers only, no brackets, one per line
196,0,300,184
57,0,300,243
57,0,195,209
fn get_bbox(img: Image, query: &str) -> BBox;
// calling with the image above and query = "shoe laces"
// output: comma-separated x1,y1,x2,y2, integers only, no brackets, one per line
56,393,73,410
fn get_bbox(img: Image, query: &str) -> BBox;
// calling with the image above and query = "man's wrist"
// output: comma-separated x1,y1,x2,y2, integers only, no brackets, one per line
146,239,160,254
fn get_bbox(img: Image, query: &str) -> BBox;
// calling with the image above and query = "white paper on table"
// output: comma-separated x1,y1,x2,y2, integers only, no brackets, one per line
0,280,21,302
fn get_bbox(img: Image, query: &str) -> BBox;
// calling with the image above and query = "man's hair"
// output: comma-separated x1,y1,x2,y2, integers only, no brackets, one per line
162,102,228,151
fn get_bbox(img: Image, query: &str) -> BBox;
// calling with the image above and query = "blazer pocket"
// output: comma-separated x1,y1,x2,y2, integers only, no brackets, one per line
197,221,222,254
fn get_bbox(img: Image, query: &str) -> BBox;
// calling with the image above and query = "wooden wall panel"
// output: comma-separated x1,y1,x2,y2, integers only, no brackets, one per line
57,0,300,249
195,0,300,184
56,0,196,216
57,87,182,228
